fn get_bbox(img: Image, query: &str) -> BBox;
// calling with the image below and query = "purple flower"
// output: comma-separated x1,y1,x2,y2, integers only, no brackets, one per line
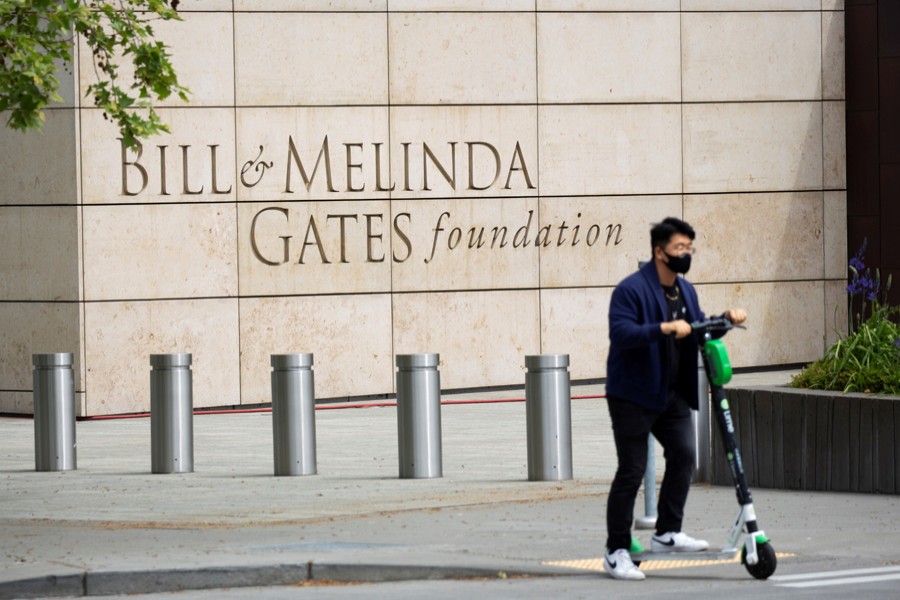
848,241,866,295
866,278,881,301
894,338,900,349
849,239,868,272
848,274,875,296
847,239,880,301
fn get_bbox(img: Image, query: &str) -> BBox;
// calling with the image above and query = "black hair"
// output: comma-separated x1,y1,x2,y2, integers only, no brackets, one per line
650,217,695,252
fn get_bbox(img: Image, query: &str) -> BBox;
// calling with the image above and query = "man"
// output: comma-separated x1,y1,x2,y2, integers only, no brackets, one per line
603,217,747,581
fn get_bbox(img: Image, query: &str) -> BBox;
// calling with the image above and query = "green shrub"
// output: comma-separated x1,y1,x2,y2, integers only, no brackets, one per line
790,306,900,394
790,239,900,394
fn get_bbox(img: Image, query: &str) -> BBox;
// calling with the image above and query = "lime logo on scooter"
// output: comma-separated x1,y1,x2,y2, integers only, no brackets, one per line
722,400,735,434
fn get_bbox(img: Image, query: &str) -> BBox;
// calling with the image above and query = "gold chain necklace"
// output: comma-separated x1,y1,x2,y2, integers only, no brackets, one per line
664,285,679,301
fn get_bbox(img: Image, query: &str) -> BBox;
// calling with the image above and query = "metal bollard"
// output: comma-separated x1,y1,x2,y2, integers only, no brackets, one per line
632,257,657,526
639,350,710,525
694,349,711,482
396,353,442,479
635,436,657,529
32,353,76,471
150,353,193,474
271,354,317,476
525,354,573,481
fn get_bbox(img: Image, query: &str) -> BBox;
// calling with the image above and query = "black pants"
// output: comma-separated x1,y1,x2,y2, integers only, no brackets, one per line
605,392,696,552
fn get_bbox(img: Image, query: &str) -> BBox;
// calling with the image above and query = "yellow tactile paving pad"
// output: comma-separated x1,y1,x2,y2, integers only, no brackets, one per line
545,552,795,572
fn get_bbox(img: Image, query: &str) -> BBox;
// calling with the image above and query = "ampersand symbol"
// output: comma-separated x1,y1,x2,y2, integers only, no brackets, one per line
240,145,274,188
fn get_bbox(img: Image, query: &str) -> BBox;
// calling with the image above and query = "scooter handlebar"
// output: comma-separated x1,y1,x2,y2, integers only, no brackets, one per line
690,315,745,334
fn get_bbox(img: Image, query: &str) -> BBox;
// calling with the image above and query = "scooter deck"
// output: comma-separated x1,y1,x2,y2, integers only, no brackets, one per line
631,548,739,562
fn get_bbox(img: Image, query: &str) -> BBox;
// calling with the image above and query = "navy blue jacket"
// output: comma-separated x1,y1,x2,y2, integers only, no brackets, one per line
605,261,707,411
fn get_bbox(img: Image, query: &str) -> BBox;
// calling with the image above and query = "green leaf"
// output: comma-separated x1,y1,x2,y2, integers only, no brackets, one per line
1,0,191,148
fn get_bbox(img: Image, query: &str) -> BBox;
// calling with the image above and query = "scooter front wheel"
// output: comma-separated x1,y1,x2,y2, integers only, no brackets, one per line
743,542,777,580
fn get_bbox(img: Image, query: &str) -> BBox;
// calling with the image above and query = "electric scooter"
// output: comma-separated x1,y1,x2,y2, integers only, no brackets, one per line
629,316,778,580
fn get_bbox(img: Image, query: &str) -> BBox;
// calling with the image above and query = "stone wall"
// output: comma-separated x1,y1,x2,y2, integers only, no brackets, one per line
0,1,848,415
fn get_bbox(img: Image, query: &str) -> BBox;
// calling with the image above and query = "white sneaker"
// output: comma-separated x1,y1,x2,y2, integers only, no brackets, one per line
604,548,646,580
652,531,710,553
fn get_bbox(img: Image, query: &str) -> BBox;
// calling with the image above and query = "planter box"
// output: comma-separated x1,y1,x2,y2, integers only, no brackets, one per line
709,386,900,494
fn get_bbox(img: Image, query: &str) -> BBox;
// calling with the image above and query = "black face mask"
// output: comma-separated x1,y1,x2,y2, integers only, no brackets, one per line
663,251,691,274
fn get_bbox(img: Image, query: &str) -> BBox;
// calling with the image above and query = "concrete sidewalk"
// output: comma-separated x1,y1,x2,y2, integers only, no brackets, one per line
5,370,899,598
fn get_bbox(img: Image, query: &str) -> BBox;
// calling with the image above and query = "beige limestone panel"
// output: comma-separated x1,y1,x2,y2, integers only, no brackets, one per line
823,11,845,100
389,106,538,200
683,102,823,194
82,203,237,301
83,299,240,415
0,109,77,205
695,281,825,367
239,295,393,404
540,105,681,196
540,287,613,382
52,54,77,107
236,106,391,202
177,0,233,10
539,196,682,288
78,12,233,108
160,12,232,107
0,207,80,301
80,108,236,204
0,302,82,393
822,1,845,10
0,392,30,414
393,290,541,391
685,192,824,284
390,197,540,292
682,12,821,102
537,0,678,9
0,392,86,417
824,191,848,280
682,0,819,9
824,101,847,189
234,13,387,106
238,200,392,296
538,13,680,103
389,13,536,105
0,391,32,415
235,0,386,9
391,0,532,8
824,279,849,347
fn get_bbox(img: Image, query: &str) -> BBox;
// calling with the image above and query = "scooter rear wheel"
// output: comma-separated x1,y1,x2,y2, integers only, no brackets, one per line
743,542,777,580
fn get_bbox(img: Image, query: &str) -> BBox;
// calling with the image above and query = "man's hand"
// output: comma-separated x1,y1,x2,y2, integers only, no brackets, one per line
724,308,748,325
661,319,692,339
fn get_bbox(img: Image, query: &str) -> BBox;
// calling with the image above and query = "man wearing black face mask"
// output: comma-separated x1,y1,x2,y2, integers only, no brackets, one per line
602,217,747,581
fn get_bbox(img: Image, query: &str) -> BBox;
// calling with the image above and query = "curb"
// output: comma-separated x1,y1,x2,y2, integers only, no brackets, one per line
1,562,582,598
